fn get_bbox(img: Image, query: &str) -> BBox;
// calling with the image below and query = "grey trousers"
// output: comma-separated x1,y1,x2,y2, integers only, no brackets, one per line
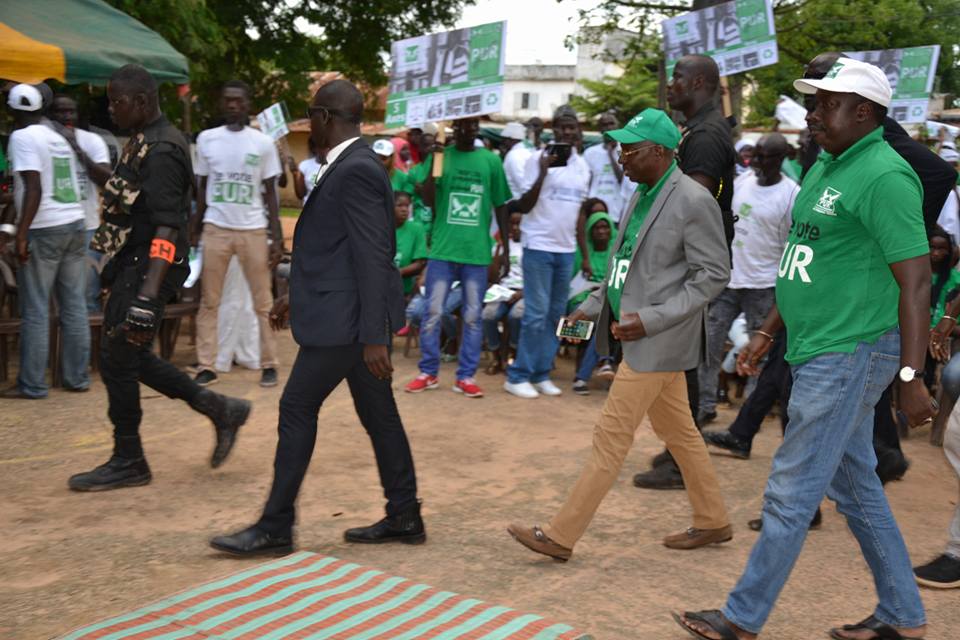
698,287,776,414
945,404,960,559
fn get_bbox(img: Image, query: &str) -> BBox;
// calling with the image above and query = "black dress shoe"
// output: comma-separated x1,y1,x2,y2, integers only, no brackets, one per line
633,461,685,490
650,448,674,468
696,409,718,426
189,389,252,468
704,430,751,459
68,455,152,491
210,525,294,556
344,501,426,544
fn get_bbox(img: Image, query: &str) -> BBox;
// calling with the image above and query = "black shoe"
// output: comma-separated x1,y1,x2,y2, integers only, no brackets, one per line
875,446,909,484
748,507,822,532
189,389,252,468
68,455,152,491
704,430,751,459
650,448,674,468
210,525,294,556
344,501,426,545
194,370,218,386
697,409,718,425
260,368,279,388
914,554,960,589
633,462,684,490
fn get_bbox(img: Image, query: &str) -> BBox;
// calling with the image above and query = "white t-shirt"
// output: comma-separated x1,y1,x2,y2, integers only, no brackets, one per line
583,143,627,222
74,128,110,230
195,126,282,230
937,187,960,245
519,148,591,253
298,156,323,204
501,238,524,289
503,143,533,199
9,124,86,230
729,172,798,289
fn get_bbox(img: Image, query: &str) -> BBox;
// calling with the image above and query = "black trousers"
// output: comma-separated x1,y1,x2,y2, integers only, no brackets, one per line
101,260,198,442
258,343,419,535
729,332,792,443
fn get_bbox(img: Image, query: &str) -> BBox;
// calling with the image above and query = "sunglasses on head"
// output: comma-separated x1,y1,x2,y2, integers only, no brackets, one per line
306,105,353,122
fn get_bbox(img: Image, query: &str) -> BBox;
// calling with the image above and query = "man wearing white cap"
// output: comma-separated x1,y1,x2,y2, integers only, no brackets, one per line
677,57,932,640
500,121,531,199
2,84,90,399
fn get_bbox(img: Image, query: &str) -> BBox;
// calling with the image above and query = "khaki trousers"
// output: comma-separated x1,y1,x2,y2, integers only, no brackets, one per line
196,224,278,371
545,363,729,548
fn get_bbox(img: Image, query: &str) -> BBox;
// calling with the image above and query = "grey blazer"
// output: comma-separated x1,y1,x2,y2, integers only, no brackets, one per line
578,169,730,372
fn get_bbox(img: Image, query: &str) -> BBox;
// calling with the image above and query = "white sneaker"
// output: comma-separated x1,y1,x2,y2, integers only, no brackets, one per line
533,379,562,396
504,380,540,399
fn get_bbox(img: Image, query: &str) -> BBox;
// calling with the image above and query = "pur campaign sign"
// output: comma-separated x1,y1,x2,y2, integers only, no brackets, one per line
662,0,778,77
844,46,941,123
386,22,507,127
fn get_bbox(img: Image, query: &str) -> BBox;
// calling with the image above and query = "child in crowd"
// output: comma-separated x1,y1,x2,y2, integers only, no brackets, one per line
393,191,427,299
570,198,617,394
483,215,524,374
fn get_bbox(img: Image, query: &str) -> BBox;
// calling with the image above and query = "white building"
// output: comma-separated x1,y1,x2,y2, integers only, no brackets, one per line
499,64,577,122
574,27,636,94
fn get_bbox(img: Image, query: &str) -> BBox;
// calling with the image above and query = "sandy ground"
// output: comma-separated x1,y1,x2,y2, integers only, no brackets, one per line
1,330,957,640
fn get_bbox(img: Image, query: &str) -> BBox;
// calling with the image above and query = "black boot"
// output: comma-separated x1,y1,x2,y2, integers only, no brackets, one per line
633,461,685,490
68,436,151,491
189,389,252,468
875,444,909,484
344,501,426,544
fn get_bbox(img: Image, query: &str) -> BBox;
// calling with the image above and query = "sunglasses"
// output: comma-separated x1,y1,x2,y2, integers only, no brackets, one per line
306,105,352,122
620,144,659,160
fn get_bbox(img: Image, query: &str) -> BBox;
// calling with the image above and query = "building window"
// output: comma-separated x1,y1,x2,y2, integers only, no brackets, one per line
516,92,539,110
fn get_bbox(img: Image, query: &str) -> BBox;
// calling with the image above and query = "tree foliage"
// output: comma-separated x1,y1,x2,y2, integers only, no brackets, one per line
564,0,960,126
105,0,475,129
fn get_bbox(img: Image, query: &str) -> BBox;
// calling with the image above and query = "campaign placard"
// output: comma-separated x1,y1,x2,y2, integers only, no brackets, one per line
844,45,941,123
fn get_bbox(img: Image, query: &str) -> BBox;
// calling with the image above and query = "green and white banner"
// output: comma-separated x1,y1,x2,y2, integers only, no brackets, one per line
844,46,941,123
257,102,289,140
386,22,506,128
662,0,778,77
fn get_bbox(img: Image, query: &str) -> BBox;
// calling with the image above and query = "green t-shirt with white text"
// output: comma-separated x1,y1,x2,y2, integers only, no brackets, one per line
429,147,511,266
775,126,928,364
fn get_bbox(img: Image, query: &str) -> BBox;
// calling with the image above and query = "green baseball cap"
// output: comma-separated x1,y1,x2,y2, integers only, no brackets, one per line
605,108,681,150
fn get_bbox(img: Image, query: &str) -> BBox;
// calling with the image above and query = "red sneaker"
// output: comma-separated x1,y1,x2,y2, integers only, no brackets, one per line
396,325,411,337
453,378,484,398
405,373,438,393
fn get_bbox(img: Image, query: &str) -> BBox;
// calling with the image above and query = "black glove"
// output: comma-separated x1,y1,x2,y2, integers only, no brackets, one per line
123,295,162,345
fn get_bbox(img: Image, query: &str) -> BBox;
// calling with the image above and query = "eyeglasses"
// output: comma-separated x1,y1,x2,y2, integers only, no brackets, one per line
619,144,659,160
306,105,352,122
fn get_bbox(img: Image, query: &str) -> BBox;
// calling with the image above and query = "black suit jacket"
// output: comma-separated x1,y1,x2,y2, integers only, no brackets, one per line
289,139,405,347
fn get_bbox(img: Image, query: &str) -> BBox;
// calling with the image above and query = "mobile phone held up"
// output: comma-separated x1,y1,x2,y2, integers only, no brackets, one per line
546,142,572,167
556,318,594,341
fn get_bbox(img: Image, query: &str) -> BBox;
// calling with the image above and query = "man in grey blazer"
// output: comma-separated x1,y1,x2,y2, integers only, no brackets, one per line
508,109,732,559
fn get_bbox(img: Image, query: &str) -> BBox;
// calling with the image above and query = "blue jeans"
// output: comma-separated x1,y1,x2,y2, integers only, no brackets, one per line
508,249,574,383
85,228,104,313
575,333,611,382
724,328,925,633
17,220,91,396
418,260,485,379
406,289,462,338
940,352,960,403
482,299,523,350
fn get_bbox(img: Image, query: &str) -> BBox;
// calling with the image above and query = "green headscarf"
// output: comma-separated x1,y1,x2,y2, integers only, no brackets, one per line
570,211,617,307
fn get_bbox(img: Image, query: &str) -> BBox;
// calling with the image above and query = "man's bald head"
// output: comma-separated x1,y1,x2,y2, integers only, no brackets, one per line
756,132,789,156
312,79,363,125
678,54,720,93
109,64,158,100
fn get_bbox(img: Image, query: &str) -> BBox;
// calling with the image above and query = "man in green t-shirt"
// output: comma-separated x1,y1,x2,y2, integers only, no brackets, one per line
507,108,732,561
393,191,426,296
678,57,935,640
404,117,511,398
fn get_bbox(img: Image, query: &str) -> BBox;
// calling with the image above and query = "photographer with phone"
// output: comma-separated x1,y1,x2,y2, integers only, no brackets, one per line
504,104,591,399
507,108,732,559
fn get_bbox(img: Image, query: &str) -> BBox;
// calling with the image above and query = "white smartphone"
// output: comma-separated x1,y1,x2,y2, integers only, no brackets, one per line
556,318,594,341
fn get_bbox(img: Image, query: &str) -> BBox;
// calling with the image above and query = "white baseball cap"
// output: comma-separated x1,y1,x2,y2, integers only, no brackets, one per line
7,83,43,112
793,57,892,108
420,122,439,136
501,122,526,140
372,139,395,157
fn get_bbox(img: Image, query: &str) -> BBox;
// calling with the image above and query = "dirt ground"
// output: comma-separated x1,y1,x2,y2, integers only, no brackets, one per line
1,330,957,640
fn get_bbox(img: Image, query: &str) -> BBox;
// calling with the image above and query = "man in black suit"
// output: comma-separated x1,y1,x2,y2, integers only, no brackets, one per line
211,80,424,556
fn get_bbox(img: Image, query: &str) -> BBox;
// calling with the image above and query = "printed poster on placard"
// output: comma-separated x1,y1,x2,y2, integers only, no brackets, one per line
386,21,506,128
662,0,778,77
844,46,941,124
257,102,289,140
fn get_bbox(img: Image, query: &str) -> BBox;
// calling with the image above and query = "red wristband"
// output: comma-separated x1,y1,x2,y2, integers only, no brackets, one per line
149,238,176,263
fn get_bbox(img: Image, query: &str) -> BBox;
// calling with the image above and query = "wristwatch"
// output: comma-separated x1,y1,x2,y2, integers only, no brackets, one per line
898,366,925,383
